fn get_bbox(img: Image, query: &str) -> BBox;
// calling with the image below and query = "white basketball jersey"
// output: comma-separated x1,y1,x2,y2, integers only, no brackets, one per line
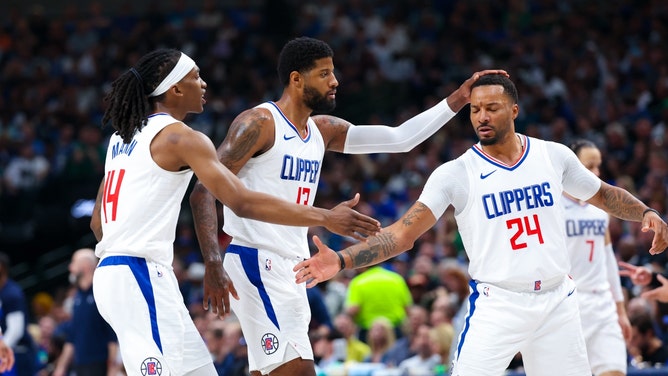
419,136,600,286
223,102,325,259
95,113,193,266
562,196,611,292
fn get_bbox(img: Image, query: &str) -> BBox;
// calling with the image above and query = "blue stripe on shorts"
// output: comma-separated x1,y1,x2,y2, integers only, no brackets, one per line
227,244,280,330
98,256,163,353
456,280,480,359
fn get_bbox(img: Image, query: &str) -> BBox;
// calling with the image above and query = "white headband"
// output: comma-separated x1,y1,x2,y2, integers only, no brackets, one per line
149,52,196,97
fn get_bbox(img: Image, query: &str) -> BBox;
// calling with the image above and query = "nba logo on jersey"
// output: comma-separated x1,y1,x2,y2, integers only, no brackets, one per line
265,258,272,271
534,280,542,291
483,286,490,296
141,357,162,375
261,333,279,355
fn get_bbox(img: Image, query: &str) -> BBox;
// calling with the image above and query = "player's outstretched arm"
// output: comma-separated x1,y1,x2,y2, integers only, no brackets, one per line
588,182,668,254
322,69,509,154
177,125,380,235
294,201,436,287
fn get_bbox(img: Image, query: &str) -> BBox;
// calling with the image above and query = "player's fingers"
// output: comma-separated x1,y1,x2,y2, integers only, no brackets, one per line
353,217,380,237
657,274,668,286
339,193,360,208
349,231,365,242
618,270,632,278
617,260,635,269
228,281,239,300
306,278,320,288
293,260,308,272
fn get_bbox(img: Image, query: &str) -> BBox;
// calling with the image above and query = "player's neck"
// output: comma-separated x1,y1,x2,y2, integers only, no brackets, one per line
274,97,311,133
481,133,524,165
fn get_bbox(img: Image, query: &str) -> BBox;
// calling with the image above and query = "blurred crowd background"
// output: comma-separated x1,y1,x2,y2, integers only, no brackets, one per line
1,0,668,375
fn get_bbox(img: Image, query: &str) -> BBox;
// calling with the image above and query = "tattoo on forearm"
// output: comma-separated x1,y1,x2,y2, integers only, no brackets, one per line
602,185,645,221
191,196,222,263
403,203,429,226
348,232,397,267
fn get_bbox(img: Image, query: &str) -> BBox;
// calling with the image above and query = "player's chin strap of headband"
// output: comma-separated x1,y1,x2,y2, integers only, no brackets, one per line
148,52,196,97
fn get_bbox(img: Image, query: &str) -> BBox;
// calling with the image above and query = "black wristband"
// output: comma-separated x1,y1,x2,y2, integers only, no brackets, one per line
643,208,660,218
336,252,345,271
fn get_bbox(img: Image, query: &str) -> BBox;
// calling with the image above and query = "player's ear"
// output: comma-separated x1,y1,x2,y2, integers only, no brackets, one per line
290,71,303,89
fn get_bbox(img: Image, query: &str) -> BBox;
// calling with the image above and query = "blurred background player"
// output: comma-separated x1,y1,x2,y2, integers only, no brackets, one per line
563,139,630,376
0,252,35,376
52,248,119,376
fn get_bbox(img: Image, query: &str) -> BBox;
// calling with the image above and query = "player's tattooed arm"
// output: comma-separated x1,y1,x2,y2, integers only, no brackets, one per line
592,182,668,255
219,109,274,172
346,232,397,268
595,182,651,221
343,202,434,268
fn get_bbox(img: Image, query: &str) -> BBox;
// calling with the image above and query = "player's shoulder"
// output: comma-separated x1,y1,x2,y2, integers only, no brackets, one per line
537,137,571,154
230,105,275,131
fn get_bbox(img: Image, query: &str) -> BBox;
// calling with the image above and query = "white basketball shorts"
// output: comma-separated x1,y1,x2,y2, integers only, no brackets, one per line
451,275,591,376
224,244,313,374
93,256,215,376
577,289,627,375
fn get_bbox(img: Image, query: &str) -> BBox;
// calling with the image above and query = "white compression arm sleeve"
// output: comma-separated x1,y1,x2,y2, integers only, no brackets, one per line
605,243,624,302
342,99,457,154
3,311,24,348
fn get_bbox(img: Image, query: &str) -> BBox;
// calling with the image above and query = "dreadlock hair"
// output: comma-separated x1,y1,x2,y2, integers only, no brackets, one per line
102,48,181,143
277,37,333,86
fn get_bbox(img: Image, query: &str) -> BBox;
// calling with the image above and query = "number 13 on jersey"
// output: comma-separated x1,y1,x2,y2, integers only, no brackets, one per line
102,169,125,223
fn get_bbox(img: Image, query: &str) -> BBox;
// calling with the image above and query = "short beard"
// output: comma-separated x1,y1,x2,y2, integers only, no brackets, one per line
304,86,335,113
479,137,498,146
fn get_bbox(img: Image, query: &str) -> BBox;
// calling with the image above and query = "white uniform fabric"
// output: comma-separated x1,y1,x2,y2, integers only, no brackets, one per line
94,257,214,376
563,196,626,375
418,135,600,375
95,113,193,266
223,101,325,260
93,113,214,375
223,101,324,372
452,277,588,376
225,245,313,374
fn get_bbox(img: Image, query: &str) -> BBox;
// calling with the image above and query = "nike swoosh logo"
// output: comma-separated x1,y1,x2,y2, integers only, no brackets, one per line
567,288,576,297
480,170,497,179
283,134,297,141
